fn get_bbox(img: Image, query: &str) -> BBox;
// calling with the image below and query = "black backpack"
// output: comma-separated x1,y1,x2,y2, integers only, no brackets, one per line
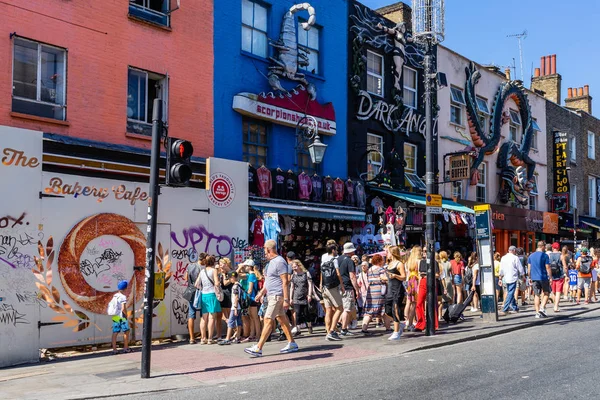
321,257,340,289
549,253,562,278
579,256,593,274
464,267,473,285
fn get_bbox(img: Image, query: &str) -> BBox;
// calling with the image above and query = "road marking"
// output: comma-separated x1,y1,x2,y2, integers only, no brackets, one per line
522,376,529,379
218,385,227,388
239,391,249,394
427,359,436,362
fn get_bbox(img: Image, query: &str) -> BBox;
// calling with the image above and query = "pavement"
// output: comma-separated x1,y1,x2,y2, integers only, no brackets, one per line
1,298,599,400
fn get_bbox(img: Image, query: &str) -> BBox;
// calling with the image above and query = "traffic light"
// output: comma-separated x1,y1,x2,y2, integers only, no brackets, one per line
165,137,193,186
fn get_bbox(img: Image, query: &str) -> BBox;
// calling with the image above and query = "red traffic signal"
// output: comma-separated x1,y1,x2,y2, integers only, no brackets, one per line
165,138,193,186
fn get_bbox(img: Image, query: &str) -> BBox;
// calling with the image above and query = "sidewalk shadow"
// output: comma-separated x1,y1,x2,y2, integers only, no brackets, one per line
151,344,343,378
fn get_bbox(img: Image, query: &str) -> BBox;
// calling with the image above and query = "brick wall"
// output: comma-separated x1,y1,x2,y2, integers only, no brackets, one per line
0,0,213,157
580,111,600,216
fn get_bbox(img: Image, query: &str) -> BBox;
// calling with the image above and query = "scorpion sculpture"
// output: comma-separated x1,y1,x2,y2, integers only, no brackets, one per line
464,62,536,206
268,3,317,100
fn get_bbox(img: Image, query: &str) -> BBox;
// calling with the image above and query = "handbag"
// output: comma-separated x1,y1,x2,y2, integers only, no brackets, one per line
204,269,224,302
182,265,198,302
193,288,202,309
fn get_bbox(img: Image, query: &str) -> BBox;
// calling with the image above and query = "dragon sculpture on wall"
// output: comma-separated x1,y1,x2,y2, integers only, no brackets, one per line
464,62,535,206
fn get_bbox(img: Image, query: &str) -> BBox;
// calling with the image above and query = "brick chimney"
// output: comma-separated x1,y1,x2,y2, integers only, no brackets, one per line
531,54,562,104
376,2,412,31
565,85,593,114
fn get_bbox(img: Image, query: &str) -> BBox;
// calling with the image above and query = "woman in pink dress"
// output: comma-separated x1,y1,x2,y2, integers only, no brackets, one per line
356,261,369,318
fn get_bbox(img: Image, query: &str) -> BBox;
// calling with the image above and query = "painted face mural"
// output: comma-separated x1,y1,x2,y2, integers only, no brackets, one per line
57,213,146,315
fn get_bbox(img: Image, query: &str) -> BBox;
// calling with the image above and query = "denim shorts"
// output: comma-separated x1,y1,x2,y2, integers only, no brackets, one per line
227,308,243,328
453,275,462,285
188,300,201,319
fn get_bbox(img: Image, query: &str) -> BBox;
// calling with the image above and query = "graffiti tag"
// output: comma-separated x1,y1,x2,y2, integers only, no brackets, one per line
170,225,233,257
231,237,248,250
0,213,27,229
80,248,123,277
172,261,188,285
0,304,29,326
0,236,36,269
16,291,47,308
172,298,188,325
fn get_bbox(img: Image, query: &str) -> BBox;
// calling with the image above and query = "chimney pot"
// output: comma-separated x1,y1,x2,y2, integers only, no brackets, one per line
551,54,557,75
584,85,589,96
505,68,511,80
568,88,573,98
534,68,540,78
545,56,551,77
540,56,546,76
578,87,584,97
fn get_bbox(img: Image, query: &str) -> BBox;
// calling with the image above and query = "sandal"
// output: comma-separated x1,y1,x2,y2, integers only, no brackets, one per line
189,339,197,344
201,339,208,345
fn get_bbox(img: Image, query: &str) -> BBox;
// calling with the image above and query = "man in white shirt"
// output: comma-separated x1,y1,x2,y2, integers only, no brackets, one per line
499,246,524,315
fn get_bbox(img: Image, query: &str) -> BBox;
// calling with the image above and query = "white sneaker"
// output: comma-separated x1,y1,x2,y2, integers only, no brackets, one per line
350,320,358,330
470,307,477,312
388,331,402,341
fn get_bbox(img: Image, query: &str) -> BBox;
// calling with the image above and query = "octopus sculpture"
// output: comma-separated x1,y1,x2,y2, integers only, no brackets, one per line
464,62,536,206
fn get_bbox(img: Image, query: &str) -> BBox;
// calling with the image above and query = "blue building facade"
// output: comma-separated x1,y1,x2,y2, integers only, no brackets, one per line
214,0,349,178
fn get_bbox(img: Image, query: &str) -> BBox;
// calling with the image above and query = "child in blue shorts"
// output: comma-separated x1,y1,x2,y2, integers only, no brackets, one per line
108,280,131,354
219,272,243,345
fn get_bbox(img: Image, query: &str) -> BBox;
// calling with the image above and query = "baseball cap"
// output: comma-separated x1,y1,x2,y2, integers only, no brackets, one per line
552,242,560,250
228,271,238,279
117,280,128,290
240,259,255,267
286,251,297,260
508,246,517,252
581,247,589,254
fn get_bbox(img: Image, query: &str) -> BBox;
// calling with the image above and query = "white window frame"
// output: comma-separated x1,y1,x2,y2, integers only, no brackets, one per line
367,133,384,181
241,0,268,58
589,176,597,218
403,66,418,109
508,109,521,143
588,131,596,160
450,86,465,126
476,162,487,203
529,175,538,210
12,37,67,119
452,180,463,200
297,23,320,74
127,67,168,126
403,143,426,191
571,183,577,208
476,96,490,135
531,119,541,149
570,136,577,162
367,50,384,97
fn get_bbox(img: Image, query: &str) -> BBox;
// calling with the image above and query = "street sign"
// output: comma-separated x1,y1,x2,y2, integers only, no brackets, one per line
426,194,442,207
474,204,490,212
427,206,442,214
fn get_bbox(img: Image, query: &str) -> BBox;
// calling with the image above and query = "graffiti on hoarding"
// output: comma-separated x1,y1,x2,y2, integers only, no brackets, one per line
172,298,188,325
0,303,29,327
170,225,233,257
15,291,47,308
0,213,27,229
231,237,248,250
1,147,39,168
0,235,37,270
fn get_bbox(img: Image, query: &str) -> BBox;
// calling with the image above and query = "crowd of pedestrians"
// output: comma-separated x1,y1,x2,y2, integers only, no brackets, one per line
180,240,599,357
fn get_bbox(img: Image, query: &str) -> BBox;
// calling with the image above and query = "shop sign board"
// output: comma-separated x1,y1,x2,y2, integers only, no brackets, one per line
448,154,471,181
552,131,570,212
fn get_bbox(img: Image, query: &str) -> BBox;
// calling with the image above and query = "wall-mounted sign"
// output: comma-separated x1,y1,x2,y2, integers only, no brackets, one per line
448,154,471,181
233,88,336,136
552,131,570,212
207,172,236,208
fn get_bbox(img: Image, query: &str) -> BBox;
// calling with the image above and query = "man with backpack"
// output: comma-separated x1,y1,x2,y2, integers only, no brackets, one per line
549,242,566,312
321,241,344,341
528,241,551,318
576,247,593,305
338,243,360,337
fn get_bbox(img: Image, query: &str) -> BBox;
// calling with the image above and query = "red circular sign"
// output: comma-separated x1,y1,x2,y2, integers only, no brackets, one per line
208,173,235,208
211,178,230,202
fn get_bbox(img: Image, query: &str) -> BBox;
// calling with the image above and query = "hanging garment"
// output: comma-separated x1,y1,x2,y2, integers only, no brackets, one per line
355,182,366,209
362,223,375,236
272,169,286,199
263,217,281,242
257,167,272,198
248,165,259,196
370,196,384,212
385,206,395,224
285,171,298,200
323,177,334,203
298,172,312,200
250,218,265,247
333,178,344,203
345,180,355,206
311,174,323,202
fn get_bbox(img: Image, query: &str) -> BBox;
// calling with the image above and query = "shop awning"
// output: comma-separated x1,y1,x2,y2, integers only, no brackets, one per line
581,217,600,230
249,200,366,221
372,189,475,214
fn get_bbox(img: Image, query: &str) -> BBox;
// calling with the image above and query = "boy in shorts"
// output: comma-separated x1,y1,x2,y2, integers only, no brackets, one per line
219,272,243,345
109,280,131,354
568,266,578,302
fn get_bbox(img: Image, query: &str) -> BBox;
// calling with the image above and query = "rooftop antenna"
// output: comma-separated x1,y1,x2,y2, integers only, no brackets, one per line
507,30,527,81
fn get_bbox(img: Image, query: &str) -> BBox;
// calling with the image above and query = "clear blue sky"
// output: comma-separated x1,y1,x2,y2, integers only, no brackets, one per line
360,0,600,116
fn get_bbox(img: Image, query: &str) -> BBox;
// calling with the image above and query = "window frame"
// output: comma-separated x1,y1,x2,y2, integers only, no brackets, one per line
570,136,577,162
242,117,269,167
297,22,320,75
403,143,425,191
589,176,597,218
403,66,418,109
450,86,465,126
476,162,487,203
241,0,269,59
571,183,578,208
12,37,67,120
129,0,170,27
529,175,538,210
452,180,463,200
366,50,384,97
126,67,168,135
588,131,596,160
366,133,384,181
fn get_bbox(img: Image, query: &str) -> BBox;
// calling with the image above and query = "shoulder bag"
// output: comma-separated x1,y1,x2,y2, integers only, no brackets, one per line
205,268,224,302
182,266,198,302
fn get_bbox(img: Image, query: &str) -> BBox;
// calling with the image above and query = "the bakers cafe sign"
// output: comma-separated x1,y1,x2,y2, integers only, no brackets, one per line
233,86,336,135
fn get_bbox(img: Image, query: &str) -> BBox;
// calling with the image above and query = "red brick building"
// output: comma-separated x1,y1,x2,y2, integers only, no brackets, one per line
0,0,213,157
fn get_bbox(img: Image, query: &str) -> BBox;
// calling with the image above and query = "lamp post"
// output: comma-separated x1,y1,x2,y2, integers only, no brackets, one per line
412,0,445,336
296,115,327,165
